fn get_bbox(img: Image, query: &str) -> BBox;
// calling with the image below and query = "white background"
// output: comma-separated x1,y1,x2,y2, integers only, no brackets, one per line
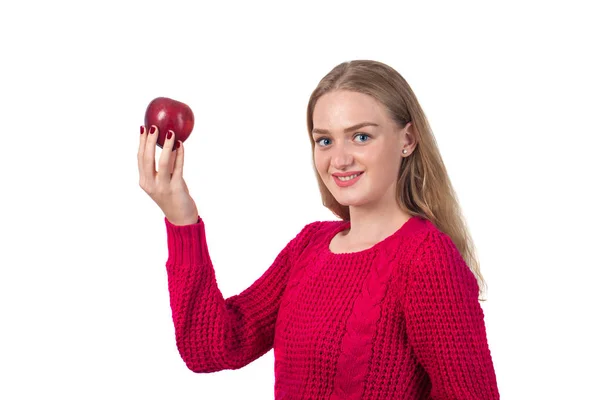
1,0,598,398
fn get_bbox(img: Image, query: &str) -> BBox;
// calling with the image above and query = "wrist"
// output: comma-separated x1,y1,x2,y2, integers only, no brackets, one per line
167,214,199,226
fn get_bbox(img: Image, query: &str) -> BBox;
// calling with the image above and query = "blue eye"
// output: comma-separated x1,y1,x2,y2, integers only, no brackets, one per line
316,138,331,147
354,133,370,143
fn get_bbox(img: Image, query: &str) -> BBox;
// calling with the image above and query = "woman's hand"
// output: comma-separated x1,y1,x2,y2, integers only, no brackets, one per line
138,125,199,226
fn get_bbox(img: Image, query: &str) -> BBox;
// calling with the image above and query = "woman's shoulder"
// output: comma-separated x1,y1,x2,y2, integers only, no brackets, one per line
400,216,457,246
380,215,441,253
405,220,472,282
390,218,474,294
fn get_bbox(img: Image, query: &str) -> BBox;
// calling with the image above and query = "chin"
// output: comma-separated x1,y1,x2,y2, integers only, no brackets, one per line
332,194,370,207
326,186,366,206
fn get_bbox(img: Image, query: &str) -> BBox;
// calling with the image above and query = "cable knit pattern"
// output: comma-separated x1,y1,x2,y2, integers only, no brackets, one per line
164,215,499,399
330,225,424,399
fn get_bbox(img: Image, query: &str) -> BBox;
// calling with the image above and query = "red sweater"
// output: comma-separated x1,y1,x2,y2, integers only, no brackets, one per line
164,215,499,399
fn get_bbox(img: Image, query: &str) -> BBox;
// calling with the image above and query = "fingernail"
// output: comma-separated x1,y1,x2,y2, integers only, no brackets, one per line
175,141,181,149
140,125,145,135
150,126,156,134
166,131,173,140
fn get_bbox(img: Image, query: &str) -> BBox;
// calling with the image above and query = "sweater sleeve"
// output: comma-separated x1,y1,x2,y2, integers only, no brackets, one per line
163,216,317,373
403,230,500,399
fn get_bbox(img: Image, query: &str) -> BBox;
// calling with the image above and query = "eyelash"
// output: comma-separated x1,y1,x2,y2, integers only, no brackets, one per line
315,133,371,147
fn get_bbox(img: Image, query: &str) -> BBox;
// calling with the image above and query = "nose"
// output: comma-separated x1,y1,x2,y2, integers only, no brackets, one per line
330,142,354,170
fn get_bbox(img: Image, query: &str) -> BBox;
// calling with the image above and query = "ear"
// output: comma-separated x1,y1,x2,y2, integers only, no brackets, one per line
403,122,417,150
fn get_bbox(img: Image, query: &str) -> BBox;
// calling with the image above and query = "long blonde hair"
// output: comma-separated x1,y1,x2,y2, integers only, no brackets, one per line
306,60,487,299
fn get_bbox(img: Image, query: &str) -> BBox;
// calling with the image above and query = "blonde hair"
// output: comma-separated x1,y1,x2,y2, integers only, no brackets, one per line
306,60,487,299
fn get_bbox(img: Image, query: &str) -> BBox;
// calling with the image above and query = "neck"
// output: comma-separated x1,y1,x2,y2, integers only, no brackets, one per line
344,200,412,245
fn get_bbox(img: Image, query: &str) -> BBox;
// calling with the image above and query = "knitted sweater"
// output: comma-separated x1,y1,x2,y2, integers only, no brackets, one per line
164,215,499,399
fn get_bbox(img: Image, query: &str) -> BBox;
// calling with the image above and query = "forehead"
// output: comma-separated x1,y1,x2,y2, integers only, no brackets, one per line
313,90,387,127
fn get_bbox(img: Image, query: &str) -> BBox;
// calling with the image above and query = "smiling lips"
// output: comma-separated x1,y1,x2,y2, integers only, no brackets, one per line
332,171,364,187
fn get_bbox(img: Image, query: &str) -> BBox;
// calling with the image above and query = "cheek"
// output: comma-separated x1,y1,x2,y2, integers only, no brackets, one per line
313,153,326,176
365,146,400,175
354,147,377,167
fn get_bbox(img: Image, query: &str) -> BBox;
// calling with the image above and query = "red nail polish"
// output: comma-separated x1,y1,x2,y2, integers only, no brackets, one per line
167,131,173,140
175,141,181,149
150,126,156,134
140,125,144,134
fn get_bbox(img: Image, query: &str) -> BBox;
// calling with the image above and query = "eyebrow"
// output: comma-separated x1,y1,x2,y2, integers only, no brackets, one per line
311,122,380,136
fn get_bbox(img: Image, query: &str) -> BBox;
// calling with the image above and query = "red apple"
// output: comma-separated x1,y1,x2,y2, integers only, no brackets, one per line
144,97,194,151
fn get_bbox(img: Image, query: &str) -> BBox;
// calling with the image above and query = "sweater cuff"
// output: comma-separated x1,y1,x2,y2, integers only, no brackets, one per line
164,215,211,266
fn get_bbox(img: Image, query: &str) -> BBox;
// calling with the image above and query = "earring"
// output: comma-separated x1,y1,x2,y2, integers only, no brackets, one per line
402,149,408,154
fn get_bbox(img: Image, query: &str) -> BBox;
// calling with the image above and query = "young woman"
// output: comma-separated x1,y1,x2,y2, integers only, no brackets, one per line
138,60,500,399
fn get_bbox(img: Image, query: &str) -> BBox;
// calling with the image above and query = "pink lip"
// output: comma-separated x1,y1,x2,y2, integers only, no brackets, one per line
332,171,363,177
333,172,363,187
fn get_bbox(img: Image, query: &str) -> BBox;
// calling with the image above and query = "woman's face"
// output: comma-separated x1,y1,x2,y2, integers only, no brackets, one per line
312,90,412,210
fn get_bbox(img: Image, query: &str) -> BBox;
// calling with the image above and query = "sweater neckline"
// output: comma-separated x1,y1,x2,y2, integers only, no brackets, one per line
326,216,422,257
